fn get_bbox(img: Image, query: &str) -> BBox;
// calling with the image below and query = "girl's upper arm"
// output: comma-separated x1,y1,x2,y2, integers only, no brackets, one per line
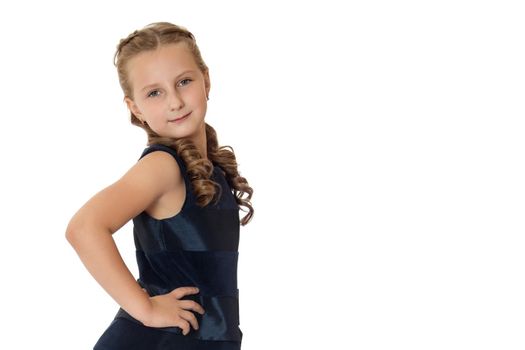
67,150,181,234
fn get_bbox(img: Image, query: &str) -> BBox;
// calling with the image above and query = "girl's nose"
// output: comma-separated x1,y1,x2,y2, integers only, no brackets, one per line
168,90,184,111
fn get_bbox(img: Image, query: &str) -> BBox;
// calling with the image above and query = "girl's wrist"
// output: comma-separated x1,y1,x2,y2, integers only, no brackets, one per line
128,288,153,326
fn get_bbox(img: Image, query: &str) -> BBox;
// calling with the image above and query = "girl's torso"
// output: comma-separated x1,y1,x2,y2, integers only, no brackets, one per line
96,143,243,347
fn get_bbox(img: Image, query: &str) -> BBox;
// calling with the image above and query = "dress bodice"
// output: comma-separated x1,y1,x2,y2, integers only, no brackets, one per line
114,143,242,342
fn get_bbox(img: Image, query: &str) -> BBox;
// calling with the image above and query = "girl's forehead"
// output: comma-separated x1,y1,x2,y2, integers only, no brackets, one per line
127,43,198,77
132,43,194,67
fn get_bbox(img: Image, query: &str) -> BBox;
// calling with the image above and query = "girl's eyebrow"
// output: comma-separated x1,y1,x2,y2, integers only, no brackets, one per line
140,69,196,91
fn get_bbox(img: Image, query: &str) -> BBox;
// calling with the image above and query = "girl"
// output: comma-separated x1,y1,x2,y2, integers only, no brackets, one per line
66,22,253,350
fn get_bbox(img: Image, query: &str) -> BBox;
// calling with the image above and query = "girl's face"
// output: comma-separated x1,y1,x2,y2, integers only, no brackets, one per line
124,42,210,142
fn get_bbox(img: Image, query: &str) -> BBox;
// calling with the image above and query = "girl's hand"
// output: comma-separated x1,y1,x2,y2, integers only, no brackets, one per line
142,286,206,335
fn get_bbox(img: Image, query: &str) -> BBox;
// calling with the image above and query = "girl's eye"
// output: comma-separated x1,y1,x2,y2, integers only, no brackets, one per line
146,79,191,97
179,78,192,86
147,90,160,98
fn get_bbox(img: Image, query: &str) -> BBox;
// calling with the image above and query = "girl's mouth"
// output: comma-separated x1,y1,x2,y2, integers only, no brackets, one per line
169,112,191,122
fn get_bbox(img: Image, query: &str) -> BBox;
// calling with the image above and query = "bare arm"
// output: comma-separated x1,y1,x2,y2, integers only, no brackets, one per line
67,223,152,323
65,150,181,325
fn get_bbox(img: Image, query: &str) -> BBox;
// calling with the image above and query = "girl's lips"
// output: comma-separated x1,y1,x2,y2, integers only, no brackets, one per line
170,112,191,122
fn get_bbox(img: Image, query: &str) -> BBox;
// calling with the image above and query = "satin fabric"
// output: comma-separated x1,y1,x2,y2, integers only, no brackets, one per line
93,144,242,349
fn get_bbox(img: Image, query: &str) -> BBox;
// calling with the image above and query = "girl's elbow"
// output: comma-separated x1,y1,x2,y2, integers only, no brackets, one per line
65,224,80,246
65,218,86,246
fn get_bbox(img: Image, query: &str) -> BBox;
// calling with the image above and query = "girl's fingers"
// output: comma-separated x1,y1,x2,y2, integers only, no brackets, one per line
176,319,191,335
179,309,199,331
171,286,200,299
179,300,205,315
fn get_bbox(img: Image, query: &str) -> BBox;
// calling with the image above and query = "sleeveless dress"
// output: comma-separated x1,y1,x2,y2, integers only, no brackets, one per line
93,143,243,350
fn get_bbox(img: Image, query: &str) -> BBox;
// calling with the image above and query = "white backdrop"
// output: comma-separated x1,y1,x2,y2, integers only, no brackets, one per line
0,0,524,349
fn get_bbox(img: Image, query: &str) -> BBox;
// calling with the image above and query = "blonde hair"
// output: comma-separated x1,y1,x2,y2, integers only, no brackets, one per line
114,22,253,225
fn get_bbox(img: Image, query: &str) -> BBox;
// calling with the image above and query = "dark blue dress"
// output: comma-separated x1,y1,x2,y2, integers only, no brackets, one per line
94,143,242,349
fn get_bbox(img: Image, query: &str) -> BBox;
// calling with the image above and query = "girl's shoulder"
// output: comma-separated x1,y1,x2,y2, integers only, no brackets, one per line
139,143,186,170
67,148,183,234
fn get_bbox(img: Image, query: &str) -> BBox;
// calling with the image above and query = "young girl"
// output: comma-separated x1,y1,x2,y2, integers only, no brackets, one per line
66,22,253,349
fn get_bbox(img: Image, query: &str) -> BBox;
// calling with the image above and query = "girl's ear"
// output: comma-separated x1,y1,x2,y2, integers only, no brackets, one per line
124,96,143,118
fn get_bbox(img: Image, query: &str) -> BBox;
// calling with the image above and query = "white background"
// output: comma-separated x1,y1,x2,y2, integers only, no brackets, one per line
0,0,524,349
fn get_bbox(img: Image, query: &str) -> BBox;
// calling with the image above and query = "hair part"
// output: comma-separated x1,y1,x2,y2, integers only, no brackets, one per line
114,22,253,225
